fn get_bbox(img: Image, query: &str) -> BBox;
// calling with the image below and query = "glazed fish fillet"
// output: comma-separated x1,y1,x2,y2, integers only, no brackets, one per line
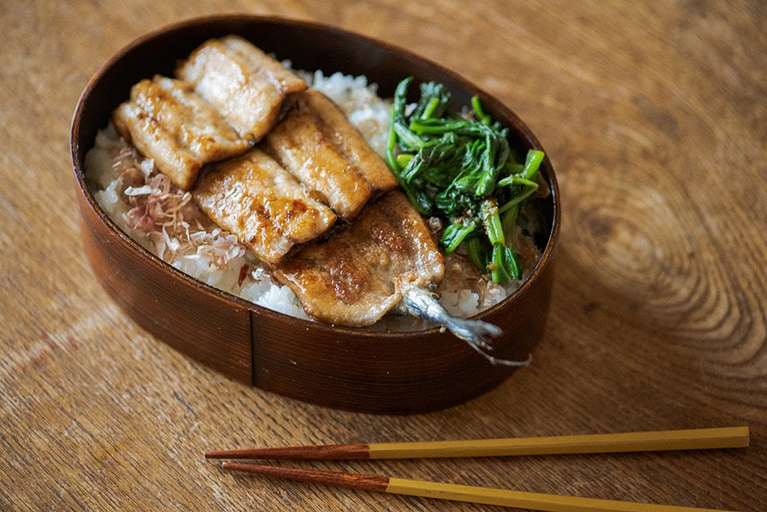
112,75,250,190
264,90,398,219
274,190,445,327
177,35,307,142
299,89,399,193
193,148,337,266
263,93,372,219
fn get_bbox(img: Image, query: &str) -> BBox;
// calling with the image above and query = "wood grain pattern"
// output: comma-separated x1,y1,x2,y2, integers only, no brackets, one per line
1,1,765,511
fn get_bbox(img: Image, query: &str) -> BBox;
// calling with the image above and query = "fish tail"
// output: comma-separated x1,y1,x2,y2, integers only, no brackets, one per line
401,285,531,367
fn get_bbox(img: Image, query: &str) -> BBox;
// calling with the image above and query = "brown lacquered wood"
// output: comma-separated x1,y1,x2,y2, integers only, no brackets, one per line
70,15,560,414
76,191,253,384
4,2,765,511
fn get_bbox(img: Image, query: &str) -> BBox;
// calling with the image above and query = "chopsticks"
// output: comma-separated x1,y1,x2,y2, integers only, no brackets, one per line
219,463,734,512
205,426,749,460
207,426,749,512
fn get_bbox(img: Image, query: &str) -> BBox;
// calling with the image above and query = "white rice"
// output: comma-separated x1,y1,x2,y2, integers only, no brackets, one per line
85,71,527,325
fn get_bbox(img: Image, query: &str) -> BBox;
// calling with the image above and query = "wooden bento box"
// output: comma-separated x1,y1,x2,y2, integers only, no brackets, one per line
70,15,560,414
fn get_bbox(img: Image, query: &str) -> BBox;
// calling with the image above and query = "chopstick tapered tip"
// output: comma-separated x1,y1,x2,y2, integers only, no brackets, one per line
220,462,391,492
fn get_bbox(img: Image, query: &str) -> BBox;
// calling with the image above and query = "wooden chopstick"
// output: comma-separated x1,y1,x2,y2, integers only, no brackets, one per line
220,462,738,512
205,426,749,460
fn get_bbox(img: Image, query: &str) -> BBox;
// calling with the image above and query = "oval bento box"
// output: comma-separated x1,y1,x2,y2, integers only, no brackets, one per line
71,15,560,414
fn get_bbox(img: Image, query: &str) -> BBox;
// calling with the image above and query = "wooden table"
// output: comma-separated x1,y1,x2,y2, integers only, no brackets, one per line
2,1,765,510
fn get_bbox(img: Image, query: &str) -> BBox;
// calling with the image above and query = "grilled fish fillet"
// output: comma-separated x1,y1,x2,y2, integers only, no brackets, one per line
177,35,307,142
274,190,445,327
112,75,250,190
263,94,372,219
193,148,337,266
299,89,399,193
264,91,398,219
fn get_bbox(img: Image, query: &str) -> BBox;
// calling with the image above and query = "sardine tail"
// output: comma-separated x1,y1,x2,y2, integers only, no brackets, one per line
401,285,531,366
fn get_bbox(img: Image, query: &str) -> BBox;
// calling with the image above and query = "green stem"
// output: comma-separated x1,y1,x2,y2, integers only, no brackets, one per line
522,149,545,180
471,95,491,125
482,200,505,246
